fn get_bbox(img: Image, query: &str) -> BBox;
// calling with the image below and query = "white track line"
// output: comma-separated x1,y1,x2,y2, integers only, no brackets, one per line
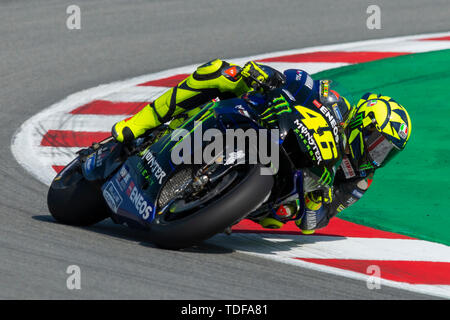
211,233,450,262
223,248,450,299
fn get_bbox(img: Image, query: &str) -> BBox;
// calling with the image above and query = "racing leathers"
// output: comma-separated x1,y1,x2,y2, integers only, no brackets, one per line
111,59,371,234
112,59,284,143
245,68,373,233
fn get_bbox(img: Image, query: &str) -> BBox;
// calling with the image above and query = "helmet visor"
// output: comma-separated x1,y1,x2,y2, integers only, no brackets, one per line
364,126,400,167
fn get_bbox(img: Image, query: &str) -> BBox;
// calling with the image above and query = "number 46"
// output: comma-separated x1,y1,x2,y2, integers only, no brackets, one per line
295,105,338,161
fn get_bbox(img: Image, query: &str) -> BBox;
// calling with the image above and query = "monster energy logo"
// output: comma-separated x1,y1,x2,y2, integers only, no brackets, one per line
349,113,364,129
319,168,333,186
260,94,292,123
294,128,316,162
141,149,167,184
359,162,375,170
294,119,323,164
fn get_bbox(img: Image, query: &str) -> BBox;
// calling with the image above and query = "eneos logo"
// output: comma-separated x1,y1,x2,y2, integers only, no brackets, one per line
127,181,153,220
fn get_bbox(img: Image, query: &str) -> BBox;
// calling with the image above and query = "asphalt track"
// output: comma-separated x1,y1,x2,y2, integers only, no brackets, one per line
1,0,449,299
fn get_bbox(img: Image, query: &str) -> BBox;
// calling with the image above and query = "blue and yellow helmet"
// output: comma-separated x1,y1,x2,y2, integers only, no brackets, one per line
346,93,412,170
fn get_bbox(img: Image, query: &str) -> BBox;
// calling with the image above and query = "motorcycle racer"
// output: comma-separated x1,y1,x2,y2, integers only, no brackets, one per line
112,60,286,143
281,93,412,234
111,59,412,235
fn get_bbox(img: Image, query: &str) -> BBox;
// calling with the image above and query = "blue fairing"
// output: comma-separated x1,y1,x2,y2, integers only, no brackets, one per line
102,98,267,228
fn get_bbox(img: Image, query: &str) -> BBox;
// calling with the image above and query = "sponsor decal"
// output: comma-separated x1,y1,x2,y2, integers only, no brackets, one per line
337,204,346,213
352,189,364,199
312,99,322,108
368,135,392,165
368,100,377,107
116,165,131,191
295,70,303,81
340,156,356,178
102,182,123,213
128,183,153,220
305,74,314,90
357,179,369,190
95,147,109,167
224,66,238,79
319,105,340,144
398,123,408,139
126,180,135,196
294,119,322,164
141,149,167,184
275,205,291,218
85,154,96,172
346,196,357,206
305,210,317,229
294,128,315,161
320,80,330,99
332,103,344,122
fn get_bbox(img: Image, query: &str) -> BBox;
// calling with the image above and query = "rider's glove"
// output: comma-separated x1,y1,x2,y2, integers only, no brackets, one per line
304,187,333,209
241,61,269,90
241,61,285,91
305,191,323,210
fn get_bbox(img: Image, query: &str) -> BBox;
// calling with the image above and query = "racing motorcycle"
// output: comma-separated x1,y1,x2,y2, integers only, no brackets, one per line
47,87,343,249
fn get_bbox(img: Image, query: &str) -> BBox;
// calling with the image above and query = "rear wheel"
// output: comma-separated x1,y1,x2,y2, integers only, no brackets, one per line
47,159,110,226
149,164,273,249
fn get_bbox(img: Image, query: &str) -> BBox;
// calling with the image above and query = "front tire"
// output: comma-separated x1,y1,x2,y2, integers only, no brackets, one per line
149,165,273,249
47,159,110,226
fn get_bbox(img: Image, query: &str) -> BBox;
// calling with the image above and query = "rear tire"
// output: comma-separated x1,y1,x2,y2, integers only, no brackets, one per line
149,165,273,249
47,159,110,226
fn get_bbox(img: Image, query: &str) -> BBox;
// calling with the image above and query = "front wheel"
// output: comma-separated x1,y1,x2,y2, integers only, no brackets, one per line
149,165,273,249
47,159,110,226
